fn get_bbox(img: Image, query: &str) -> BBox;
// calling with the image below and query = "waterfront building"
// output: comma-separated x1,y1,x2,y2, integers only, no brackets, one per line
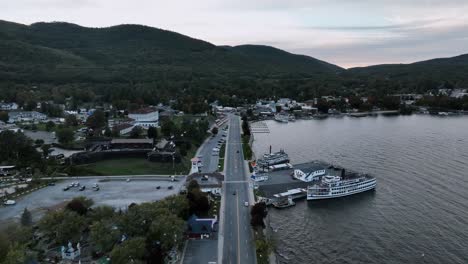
128,107,159,128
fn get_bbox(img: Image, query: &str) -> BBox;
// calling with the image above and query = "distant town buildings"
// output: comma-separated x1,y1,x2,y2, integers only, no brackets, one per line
0,102,19,111
8,111,47,123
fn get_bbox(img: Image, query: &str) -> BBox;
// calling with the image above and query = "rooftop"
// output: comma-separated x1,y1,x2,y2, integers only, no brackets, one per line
129,107,158,114
110,138,153,144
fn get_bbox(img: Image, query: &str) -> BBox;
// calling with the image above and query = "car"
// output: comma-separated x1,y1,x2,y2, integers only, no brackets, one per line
233,191,236,195
156,186,161,190
244,202,249,207
48,182,56,186
93,186,100,191
79,186,86,191
63,186,70,191
3,200,16,206
237,150,239,153
126,178,131,182
168,186,173,190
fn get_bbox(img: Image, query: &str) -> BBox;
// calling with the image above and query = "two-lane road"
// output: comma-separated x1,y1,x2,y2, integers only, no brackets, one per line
222,115,256,264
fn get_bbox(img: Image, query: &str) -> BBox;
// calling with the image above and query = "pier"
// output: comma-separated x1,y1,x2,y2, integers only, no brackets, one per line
249,121,270,133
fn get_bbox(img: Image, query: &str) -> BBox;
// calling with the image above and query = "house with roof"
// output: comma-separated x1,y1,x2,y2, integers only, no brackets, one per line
187,214,218,239
128,107,159,128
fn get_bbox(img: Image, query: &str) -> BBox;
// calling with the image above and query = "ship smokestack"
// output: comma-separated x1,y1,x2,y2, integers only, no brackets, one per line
341,169,346,178
269,145,272,154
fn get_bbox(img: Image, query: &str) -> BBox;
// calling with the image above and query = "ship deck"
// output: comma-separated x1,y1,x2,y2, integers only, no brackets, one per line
256,161,373,198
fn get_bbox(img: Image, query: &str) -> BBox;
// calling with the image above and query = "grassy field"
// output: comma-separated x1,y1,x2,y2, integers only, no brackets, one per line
242,135,253,160
73,148,196,176
218,143,226,172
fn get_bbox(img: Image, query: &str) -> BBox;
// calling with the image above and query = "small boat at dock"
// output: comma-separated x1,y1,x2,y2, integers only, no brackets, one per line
273,196,295,209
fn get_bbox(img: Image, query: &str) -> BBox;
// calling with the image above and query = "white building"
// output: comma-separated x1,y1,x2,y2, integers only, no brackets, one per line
0,102,18,111
128,108,159,128
8,111,47,123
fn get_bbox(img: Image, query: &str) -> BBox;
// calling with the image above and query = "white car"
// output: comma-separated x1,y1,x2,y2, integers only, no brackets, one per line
3,200,16,206
244,201,249,207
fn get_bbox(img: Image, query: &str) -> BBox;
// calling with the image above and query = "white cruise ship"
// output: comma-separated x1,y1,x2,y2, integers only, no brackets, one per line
307,174,376,200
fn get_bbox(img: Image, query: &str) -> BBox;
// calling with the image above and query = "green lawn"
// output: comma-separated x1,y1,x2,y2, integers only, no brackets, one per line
76,158,189,175
242,135,253,160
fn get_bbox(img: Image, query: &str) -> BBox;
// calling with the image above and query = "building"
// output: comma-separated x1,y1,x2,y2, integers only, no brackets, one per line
0,102,18,111
186,172,224,195
112,123,135,136
128,108,159,128
8,111,47,123
187,214,218,239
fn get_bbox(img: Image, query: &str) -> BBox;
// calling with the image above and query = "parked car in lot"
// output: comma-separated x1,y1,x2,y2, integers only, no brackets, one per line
168,186,173,190
63,186,70,191
48,182,55,186
3,200,16,206
156,186,161,190
79,186,86,191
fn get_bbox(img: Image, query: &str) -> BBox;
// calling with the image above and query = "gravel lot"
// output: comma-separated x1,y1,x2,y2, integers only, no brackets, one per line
0,177,185,223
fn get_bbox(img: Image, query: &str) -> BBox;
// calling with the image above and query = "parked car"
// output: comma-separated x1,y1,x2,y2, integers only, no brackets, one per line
48,182,56,186
3,200,16,206
63,186,70,191
156,186,161,190
79,186,86,191
168,186,173,190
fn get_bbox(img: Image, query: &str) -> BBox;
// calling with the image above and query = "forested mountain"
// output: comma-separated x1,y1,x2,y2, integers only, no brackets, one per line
0,19,467,108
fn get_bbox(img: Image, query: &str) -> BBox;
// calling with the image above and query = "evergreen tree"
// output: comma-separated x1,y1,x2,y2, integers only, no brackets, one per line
20,208,32,226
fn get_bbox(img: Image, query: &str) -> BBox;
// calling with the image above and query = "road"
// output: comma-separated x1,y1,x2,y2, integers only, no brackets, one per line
221,115,256,264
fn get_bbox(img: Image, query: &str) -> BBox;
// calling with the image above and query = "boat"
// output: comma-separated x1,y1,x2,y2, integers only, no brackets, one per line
274,113,289,123
257,150,290,167
272,196,296,208
3,200,16,206
307,174,376,200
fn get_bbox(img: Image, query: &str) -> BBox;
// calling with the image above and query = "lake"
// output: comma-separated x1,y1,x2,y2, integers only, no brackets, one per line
252,115,468,264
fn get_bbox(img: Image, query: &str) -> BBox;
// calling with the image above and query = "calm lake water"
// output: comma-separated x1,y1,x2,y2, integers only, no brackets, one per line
252,115,468,264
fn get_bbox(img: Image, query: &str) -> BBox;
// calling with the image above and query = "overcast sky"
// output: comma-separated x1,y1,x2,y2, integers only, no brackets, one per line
2,0,468,68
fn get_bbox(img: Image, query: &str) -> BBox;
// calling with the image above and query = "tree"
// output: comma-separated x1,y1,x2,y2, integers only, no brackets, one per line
147,126,158,139
149,211,185,251
161,119,176,137
65,114,78,127
90,220,120,253
0,131,41,166
211,126,218,135
45,121,55,131
187,180,200,193
250,202,268,228
56,127,74,144
89,205,116,222
0,233,9,263
41,144,51,158
110,237,146,264
39,210,87,244
66,196,94,215
316,99,330,114
86,109,106,129
130,126,143,138
0,111,8,123
104,126,112,137
20,208,32,226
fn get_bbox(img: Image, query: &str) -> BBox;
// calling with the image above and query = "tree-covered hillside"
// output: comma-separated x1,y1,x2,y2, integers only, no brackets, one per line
0,19,468,107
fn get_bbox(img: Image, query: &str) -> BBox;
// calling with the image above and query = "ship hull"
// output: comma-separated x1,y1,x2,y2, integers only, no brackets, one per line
307,184,376,200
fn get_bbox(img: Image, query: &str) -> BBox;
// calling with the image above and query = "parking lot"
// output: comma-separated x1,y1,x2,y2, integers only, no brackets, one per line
0,177,185,223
